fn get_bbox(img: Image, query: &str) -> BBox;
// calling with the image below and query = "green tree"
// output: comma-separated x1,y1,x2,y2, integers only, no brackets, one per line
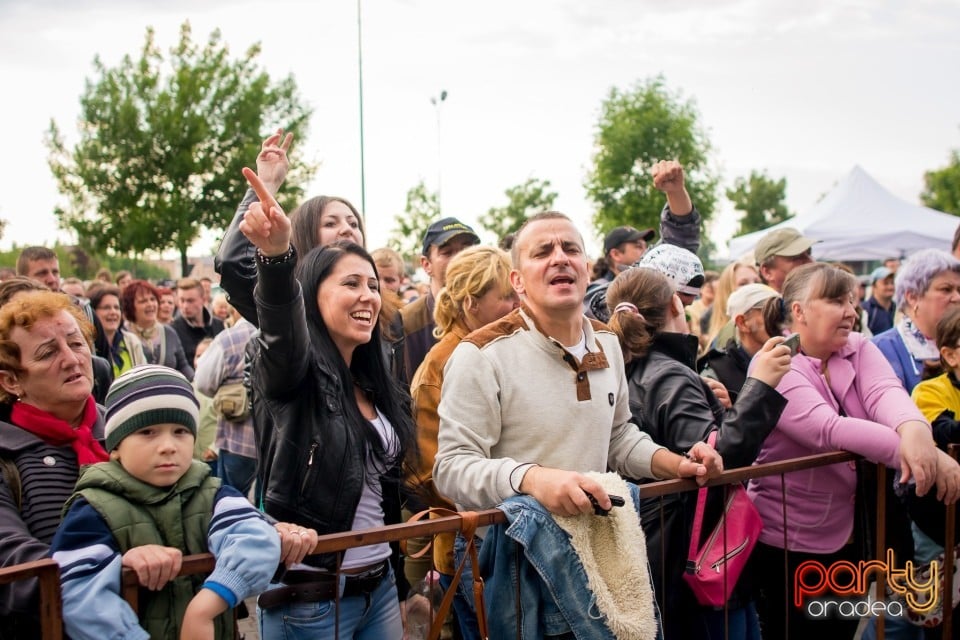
389,180,440,260
479,177,558,243
46,21,313,276
585,76,718,250
921,150,960,216
727,170,792,235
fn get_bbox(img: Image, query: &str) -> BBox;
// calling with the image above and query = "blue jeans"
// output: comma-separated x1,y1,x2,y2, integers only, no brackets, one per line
698,602,762,640
217,449,257,499
440,533,482,640
258,566,402,639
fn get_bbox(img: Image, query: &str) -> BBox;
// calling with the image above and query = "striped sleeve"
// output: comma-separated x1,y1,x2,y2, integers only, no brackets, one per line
50,499,149,640
203,485,281,607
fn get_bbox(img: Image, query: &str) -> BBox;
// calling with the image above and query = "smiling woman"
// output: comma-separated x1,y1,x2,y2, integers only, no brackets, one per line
228,169,418,639
0,291,109,637
89,285,146,378
121,280,194,380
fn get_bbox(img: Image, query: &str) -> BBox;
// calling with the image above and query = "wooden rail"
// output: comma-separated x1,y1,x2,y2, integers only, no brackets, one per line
5,448,957,639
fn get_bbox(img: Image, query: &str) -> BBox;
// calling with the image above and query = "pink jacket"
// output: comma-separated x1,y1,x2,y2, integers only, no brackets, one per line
747,333,926,553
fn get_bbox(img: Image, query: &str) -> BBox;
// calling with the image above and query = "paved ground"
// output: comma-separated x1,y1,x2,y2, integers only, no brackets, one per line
237,597,259,639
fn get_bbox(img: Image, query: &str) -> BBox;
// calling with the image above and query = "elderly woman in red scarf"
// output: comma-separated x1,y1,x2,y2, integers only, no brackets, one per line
0,291,319,637
0,290,108,636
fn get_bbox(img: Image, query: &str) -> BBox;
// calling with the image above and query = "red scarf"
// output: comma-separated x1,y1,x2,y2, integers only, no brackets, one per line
11,396,108,465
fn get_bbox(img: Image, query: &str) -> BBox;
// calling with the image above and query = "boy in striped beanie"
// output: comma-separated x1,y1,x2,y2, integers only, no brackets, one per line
51,365,280,640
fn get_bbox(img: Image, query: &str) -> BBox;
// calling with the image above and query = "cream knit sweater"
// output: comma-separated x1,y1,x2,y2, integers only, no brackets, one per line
434,307,665,510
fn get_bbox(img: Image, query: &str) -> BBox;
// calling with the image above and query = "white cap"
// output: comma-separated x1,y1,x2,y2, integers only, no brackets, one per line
726,283,780,318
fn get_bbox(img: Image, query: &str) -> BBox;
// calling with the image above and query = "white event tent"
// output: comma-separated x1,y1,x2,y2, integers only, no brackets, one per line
726,166,959,262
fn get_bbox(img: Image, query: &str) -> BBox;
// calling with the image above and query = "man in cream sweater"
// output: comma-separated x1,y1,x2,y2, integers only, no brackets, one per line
434,211,721,516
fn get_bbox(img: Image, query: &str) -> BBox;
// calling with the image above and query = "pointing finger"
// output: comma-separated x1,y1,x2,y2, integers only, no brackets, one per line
243,167,280,211
280,132,294,152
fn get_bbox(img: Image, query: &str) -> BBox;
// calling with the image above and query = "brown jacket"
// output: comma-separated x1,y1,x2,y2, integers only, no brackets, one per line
409,320,469,573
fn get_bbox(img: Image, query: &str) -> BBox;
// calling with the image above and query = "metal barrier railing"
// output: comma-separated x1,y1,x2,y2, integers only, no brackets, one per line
1,448,955,639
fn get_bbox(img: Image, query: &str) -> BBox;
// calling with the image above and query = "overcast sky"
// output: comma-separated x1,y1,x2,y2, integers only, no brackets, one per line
2,0,958,259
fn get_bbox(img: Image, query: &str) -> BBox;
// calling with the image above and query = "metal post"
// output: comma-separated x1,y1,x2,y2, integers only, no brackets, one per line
357,0,367,216
430,90,447,214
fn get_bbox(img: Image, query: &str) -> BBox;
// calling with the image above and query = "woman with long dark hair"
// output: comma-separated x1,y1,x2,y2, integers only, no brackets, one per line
235,170,417,638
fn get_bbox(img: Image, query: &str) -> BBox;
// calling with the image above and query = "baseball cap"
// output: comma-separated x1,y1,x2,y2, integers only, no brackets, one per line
603,226,656,255
754,228,817,265
869,266,893,283
726,283,780,318
634,244,704,296
421,217,480,256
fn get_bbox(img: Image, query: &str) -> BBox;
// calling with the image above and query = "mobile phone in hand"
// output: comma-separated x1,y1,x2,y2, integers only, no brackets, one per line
783,333,801,356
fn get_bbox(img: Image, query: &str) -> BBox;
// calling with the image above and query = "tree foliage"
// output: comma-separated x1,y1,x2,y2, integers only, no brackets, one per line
389,180,440,260
0,243,168,281
46,22,313,276
479,177,557,243
727,170,792,236
585,76,718,245
921,150,960,217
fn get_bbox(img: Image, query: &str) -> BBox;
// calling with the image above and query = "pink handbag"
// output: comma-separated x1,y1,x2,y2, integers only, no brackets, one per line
682,431,763,607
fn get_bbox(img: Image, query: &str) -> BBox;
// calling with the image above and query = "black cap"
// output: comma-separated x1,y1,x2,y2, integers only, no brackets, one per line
421,217,480,256
603,226,656,255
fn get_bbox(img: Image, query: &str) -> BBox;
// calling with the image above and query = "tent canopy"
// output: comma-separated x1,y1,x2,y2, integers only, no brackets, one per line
726,166,959,262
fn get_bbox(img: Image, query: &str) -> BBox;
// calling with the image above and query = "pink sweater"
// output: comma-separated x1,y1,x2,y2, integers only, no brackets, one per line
747,333,926,553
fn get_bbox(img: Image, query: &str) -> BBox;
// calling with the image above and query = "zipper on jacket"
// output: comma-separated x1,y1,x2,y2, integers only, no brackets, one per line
300,443,320,494
307,443,318,466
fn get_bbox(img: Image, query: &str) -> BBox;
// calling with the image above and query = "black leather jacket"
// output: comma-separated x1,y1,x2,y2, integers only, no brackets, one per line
626,332,786,635
215,189,260,326
245,256,406,587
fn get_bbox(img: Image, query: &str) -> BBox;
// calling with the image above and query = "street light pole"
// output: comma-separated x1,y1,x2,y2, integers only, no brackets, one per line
430,89,447,215
357,0,367,215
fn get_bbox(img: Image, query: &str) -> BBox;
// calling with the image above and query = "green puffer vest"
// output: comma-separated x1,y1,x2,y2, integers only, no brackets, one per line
64,460,233,640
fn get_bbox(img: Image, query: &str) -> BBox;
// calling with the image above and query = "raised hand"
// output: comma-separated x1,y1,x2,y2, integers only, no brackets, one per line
651,159,693,216
651,160,685,194
121,544,183,591
255,128,294,195
240,167,292,258
750,336,793,389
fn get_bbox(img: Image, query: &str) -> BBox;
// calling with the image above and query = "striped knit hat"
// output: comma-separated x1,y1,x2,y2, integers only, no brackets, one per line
104,365,200,451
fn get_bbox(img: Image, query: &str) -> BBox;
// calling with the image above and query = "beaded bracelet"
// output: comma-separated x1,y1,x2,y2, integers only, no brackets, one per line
256,245,295,266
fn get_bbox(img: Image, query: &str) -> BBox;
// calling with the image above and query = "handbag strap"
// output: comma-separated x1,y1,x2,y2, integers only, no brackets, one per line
405,508,489,640
687,431,717,563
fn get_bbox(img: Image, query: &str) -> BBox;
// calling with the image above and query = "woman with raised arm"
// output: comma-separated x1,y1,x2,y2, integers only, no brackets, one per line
236,170,417,638
216,130,365,326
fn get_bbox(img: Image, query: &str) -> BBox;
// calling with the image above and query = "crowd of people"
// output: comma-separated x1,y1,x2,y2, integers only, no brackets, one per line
2,126,960,640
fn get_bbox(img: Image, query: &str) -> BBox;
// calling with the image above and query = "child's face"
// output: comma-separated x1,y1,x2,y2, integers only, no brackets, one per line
113,423,195,487
942,343,960,375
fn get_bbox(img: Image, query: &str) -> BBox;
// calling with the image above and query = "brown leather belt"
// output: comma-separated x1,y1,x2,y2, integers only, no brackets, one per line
257,560,389,610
